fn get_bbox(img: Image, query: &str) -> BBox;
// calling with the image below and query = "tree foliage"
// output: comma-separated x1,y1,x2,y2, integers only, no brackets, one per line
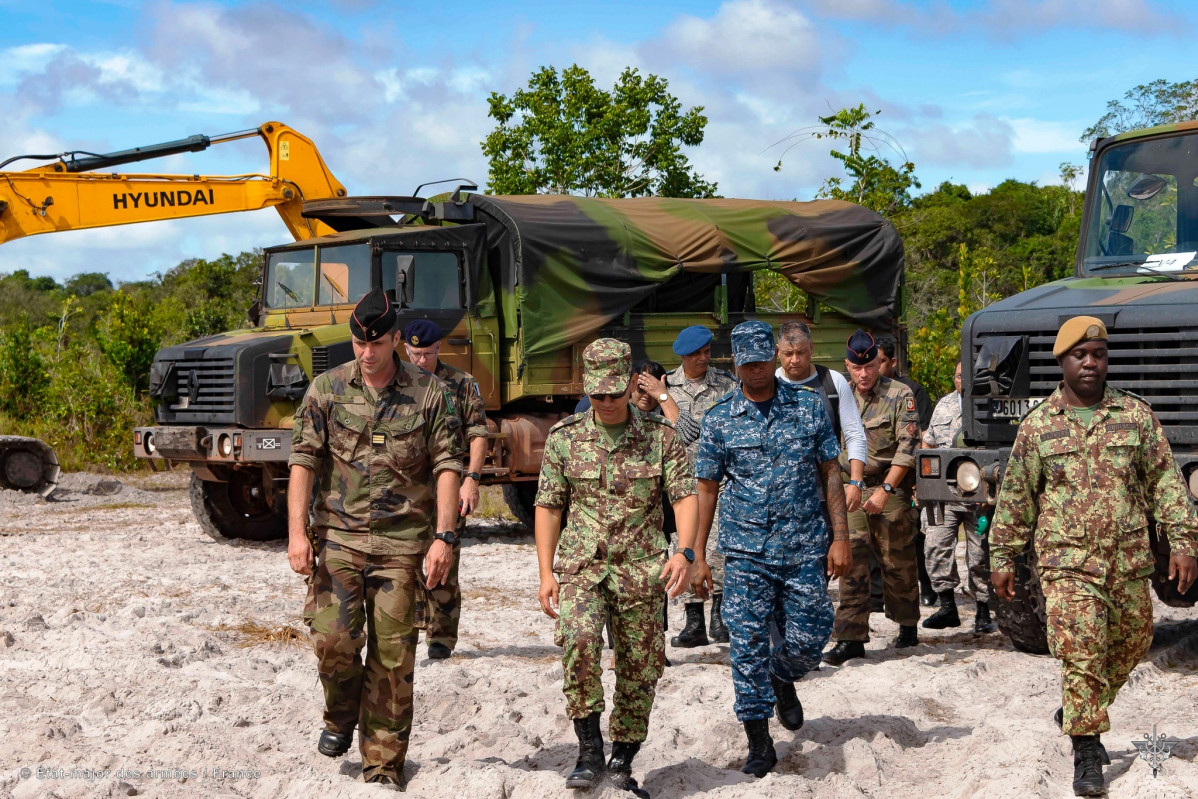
482,65,716,198
1082,78,1198,141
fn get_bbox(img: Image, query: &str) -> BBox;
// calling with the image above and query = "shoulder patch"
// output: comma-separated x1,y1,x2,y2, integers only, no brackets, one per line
905,396,916,412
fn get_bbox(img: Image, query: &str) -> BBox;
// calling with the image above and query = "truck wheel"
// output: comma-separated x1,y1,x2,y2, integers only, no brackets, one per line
502,483,536,529
189,471,286,542
1149,522,1198,607
993,547,1050,655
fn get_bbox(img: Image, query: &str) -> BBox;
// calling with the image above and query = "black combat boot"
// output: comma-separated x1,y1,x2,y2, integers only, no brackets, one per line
670,602,709,648
1056,707,1109,765
770,672,804,730
566,713,605,789
607,741,641,790
317,730,352,757
741,719,777,778
920,581,938,607
823,640,865,665
1071,734,1105,796
973,602,997,634
708,593,729,643
921,591,960,629
894,625,918,648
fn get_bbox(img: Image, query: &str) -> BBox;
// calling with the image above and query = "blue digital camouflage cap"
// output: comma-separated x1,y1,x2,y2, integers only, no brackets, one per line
730,321,776,367
673,325,714,356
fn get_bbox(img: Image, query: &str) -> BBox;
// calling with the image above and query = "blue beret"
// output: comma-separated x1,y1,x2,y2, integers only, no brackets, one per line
673,325,714,356
404,319,443,348
846,329,878,365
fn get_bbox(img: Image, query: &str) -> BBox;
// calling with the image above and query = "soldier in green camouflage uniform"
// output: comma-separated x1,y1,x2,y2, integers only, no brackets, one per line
403,319,489,660
664,325,737,647
824,330,922,665
287,288,464,789
535,338,701,792
991,316,1198,797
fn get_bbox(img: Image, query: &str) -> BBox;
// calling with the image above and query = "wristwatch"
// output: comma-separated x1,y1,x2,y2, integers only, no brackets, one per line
680,548,696,563
658,392,670,403
434,530,458,546
882,482,896,495
464,471,481,482
848,479,865,490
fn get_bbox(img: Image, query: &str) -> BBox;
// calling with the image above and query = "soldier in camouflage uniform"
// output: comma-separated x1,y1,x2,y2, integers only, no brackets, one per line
287,288,464,789
535,338,700,793
402,319,489,660
824,330,922,665
991,316,1198,797
664,325,737,647
694,321,852,778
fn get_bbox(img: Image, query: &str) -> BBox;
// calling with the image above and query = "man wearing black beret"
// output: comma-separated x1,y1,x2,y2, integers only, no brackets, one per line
287,287,464,789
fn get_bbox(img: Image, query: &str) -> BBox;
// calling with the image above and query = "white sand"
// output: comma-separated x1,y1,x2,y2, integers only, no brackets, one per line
1,473,1196,798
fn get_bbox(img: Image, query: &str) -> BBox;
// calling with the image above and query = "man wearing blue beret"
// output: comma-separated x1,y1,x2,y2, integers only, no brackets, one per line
664,325,736,648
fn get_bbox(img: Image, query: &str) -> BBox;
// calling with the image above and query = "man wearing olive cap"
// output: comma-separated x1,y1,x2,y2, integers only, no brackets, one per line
664,325,736,647
990,315,1198,796
535,337,700,793
287,287,464,789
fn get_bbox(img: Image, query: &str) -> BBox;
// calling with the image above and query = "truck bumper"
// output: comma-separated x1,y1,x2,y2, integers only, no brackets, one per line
915,447,1010,515
134,426,291,464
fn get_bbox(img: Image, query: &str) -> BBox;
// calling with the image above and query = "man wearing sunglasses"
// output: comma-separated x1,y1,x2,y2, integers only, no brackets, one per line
534,338,701,794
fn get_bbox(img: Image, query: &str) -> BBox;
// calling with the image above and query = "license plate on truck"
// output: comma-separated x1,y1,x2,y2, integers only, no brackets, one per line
990,397,1043,419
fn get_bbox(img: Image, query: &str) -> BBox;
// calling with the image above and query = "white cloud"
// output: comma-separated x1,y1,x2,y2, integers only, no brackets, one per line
659,0,824,76
903,114,1016,169
1008,117,1086,154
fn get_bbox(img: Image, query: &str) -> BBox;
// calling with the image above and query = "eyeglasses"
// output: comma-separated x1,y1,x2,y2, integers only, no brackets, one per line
588,392,625,402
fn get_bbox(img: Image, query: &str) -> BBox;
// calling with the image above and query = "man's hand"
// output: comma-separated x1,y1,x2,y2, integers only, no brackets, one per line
1169,554,1198,595
660,553,693,598
827,539,852,578
424,540,452,589
690,556,713,599
992,571,1015,601
459,478,480,517
862,488,887,515
538,576,560,619
287,530,314,576
845,484,862,513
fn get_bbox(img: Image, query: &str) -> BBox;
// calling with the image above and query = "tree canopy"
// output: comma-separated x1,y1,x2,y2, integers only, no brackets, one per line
1081,77,1198,141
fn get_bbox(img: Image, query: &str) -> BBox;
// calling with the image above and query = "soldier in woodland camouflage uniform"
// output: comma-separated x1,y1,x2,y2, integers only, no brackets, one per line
991,316,1198,797
824,330,922,665
664,325,736,647
694,321,852,779
287,288,464,789
535,338,700,793
403,319,489,660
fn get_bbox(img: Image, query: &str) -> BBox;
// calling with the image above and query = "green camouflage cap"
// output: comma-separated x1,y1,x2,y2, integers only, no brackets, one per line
583,338,632,395
730,321,776,367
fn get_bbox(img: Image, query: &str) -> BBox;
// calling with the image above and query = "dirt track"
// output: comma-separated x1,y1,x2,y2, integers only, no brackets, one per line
2,473,1197,798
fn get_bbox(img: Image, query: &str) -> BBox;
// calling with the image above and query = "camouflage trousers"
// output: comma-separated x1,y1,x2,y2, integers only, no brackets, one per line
426,541,461,650
1044,573,1153,735
924,504,991,602
677,502,723,601
555,558,667,742
832,486,919,641
304,540,425,782
725,556,833,721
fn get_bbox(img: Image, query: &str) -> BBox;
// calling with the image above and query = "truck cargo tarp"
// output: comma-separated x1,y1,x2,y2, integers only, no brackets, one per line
470,194,903,358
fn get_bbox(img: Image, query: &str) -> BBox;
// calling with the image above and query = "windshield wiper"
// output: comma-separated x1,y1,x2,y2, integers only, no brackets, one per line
1088,261,1182,281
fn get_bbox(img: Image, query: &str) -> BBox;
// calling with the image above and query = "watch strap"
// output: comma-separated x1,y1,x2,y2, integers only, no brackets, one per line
882,482,896,494
848,479,865,489
464,471,481,481
434,531,457,545
680,548,696,563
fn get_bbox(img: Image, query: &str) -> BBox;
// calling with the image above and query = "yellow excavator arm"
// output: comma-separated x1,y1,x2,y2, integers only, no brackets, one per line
0,121,347,245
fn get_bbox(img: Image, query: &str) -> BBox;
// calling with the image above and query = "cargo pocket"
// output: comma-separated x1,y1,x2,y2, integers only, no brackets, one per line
1037,435,1080,490
613,461,661,499
329,406,367,461
1103,425,1140,472
378,412,427,470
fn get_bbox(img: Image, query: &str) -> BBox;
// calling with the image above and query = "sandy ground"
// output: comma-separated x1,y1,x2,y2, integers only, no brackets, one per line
2,473,1197,799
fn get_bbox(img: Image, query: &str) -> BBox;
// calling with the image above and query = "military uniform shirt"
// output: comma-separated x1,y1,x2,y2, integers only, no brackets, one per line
434,360,488,445
990,384,1198,582
289,354,464,555
694,380,841,566
664,365,736,461
923,390,962,449
839,375,919,477
535,406,695,576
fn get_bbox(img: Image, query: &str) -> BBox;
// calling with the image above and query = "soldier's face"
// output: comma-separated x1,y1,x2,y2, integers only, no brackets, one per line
353,331,400,376
846,358,881,393
629,371,659,412
405,341,440,371
778,338,813,381
590,383,632,425
953,363,963,391
878,354,897,377
738,359,775,393
679,345,711,378
1059,341,1107,398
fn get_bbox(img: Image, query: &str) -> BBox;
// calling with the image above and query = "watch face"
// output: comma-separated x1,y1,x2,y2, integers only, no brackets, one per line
658,393,669,403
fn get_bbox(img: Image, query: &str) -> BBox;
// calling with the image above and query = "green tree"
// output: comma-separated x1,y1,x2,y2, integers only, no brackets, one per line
1082,78,1198,141
95,291,162,394
482,65,716,198
65,272,114,297
0,317,49,418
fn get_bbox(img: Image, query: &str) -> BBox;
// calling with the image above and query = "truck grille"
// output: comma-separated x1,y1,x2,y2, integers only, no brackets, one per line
972,327,1198,441
170,358,235,420
311,346,330,376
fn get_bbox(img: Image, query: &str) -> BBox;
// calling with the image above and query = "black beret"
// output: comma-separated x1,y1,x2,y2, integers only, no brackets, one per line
845,329,878,365
349,288,397,342
404,319,443,348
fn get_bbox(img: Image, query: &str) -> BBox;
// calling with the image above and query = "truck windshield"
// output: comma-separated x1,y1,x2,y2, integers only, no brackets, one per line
1082,130,1198,276
265,250,315,309
264,243,373,309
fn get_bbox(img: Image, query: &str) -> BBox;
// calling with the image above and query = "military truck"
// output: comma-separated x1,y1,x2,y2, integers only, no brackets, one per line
133,193,905,540
915,120,1198,654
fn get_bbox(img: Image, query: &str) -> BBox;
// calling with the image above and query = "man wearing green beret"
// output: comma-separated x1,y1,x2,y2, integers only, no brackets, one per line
535,337,701,794
991,315,1198,796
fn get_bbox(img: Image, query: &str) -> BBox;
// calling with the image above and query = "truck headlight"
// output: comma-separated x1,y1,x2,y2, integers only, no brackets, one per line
218,434,233,457
1188,469,1198,500
144,432,156,455
956,460,981,492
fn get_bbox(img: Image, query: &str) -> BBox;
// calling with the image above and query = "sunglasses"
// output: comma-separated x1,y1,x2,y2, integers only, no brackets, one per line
588,392,625,402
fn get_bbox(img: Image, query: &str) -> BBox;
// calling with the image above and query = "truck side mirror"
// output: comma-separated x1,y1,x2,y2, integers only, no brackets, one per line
395,255,415,309
1110,204,1134,234
1127,173,1168,201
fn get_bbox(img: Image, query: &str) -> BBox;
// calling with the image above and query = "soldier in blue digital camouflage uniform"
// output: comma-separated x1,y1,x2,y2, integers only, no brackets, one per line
693,321,852,778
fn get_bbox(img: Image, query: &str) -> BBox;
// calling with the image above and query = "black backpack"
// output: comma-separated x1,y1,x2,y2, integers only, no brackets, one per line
813,364,841,437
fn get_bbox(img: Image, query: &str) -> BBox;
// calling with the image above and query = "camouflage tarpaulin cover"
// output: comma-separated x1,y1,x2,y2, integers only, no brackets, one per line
469,194,903,357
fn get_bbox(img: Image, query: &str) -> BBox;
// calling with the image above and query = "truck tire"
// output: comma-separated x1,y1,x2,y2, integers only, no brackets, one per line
502,483,537,529
190,471,286,542
1149,522,1198,607
994,547,1050,655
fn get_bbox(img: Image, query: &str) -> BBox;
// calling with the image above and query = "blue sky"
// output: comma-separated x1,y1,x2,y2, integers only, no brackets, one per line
2,0,1196,283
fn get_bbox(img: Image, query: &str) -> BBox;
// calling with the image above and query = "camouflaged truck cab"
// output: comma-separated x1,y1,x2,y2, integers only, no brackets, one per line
915,121,1198,653
134,193,906,541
